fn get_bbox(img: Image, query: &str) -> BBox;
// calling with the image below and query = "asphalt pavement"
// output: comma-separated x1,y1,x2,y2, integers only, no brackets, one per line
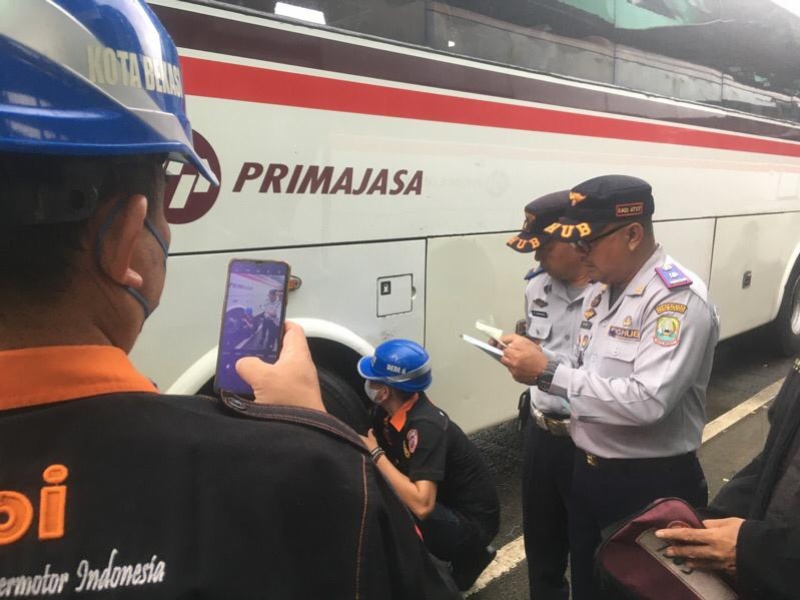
465,326,793,599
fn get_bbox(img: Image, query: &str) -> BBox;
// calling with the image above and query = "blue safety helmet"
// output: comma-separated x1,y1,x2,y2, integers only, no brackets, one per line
0,0,217,186
358,339,433,393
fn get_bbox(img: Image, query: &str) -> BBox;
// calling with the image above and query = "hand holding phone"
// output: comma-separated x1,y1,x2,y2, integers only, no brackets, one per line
236,322,325,412
215,259,290,397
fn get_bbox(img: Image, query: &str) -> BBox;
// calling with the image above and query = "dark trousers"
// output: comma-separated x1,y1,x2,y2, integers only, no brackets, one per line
522,419,575,600
417,503,489,566
569,449,708,600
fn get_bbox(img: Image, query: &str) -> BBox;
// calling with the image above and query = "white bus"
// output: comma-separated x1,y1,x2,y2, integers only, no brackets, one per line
136,0,800,433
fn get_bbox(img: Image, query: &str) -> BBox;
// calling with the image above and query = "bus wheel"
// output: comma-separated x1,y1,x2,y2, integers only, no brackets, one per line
774,264,800,357
318,366,370,435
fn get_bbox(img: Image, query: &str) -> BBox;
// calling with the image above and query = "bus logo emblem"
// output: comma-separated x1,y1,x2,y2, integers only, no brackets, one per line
164,130,222,224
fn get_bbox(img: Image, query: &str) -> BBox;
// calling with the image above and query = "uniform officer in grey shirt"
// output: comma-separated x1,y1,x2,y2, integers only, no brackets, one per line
505,190,589,600
501,175,719,600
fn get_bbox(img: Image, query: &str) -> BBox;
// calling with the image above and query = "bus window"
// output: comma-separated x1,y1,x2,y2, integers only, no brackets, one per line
427,3,615,86
209,0,429,46
204,0,800,123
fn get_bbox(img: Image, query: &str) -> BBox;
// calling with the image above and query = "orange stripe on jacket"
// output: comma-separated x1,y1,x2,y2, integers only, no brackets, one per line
0,345,158,411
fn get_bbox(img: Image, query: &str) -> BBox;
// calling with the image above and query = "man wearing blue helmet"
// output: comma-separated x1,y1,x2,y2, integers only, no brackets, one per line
0,3,459,598
358,339,501,591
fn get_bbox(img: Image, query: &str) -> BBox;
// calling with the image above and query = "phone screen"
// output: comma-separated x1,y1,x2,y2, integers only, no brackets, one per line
214,259,290,396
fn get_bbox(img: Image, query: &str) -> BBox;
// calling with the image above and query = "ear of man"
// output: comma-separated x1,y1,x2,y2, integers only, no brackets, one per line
92,194,149,289
625,221,649,251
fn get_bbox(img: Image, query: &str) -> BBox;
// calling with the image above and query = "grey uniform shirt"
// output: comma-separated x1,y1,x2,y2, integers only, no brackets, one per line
551,246,720,458
524,272,587,417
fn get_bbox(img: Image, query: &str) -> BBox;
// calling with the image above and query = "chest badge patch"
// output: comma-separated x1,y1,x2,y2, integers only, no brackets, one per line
533,298,549,308
407,429,419,454
591,293,603,308
584,308,596,320
623,316,633,327
579,334,591,349
655,315,681,346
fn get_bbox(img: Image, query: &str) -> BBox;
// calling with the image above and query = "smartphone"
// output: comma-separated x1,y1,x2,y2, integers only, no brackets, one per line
214,259,291,397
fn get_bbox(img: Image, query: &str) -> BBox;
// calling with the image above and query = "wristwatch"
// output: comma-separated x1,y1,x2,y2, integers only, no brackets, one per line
536,360,560,394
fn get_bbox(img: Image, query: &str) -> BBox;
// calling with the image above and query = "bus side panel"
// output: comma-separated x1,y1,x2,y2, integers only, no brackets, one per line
425,221,714,433
652,219,715,296
131,241,426,391
426,233,530,432
173,89,800,254
709,213,800,339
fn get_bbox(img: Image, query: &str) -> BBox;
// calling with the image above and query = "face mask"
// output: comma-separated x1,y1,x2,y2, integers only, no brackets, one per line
124,218,169,320
364,381,384,404
96,196,170,321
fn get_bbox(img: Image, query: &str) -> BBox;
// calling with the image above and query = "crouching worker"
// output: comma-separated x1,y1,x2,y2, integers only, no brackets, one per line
358,340,501,591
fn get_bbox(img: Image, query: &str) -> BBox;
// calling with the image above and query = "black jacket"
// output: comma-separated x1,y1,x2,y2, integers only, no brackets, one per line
711,359,800,600
0,393,460,599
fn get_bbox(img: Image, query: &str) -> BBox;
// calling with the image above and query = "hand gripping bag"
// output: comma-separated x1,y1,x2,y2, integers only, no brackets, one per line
595,498,739,600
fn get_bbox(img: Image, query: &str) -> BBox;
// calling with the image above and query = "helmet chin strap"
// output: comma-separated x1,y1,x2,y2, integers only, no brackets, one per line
95,197,169,320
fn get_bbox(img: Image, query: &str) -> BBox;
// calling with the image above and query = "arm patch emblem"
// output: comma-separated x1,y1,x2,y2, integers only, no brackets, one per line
655,316,681,346
655,303,687,315
407,429,419,454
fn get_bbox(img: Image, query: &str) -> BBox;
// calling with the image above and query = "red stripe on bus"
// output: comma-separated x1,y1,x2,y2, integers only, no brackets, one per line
181,56,800,159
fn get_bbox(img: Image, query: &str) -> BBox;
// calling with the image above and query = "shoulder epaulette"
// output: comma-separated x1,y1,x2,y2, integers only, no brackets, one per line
524,267,545,281
655,264,693,289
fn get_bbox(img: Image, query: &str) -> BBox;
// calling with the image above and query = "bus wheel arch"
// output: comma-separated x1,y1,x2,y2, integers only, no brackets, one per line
169,319,374,433
307,337,372,435
773,254,800,357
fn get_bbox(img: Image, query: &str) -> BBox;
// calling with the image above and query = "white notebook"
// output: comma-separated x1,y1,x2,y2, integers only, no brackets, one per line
460,334,504,362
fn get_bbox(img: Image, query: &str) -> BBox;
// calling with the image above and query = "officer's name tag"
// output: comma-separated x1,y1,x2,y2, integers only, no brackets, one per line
636,529,738,599
531,310,548,319
608,326,640,340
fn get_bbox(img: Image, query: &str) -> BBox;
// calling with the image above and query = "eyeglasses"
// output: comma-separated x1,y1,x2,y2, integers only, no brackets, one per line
573,223,629,254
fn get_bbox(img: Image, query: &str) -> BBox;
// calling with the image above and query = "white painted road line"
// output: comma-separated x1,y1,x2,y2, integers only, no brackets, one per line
702,378,783,444
465,377,784,596
467,537,526,596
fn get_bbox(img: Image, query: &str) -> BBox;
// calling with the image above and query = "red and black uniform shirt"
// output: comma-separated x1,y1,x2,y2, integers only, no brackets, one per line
372,393,500,538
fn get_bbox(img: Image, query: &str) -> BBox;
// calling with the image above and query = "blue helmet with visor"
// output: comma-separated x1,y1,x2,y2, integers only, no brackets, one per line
358,339,433,393
0,0,217,186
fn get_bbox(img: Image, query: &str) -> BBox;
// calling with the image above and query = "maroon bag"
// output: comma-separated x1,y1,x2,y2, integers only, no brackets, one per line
595,498,739,600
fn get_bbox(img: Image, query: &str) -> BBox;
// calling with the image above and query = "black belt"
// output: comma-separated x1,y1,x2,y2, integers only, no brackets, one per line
579,448,698,471
531,407,570,437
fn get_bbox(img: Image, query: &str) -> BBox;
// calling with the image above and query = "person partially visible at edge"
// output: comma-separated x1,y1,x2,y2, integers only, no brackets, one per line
358,339,501,591
498,175,720,600
656,356,800,599
0,3,459,598
504,190,590,600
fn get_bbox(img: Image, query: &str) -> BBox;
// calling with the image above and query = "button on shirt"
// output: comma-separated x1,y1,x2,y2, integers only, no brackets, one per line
550,246,720,458
525,272,586,417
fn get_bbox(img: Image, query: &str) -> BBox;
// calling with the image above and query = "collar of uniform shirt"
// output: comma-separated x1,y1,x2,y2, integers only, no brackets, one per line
551,277,588,304
388,395,421,431
617,244,666,298
0,345,158,411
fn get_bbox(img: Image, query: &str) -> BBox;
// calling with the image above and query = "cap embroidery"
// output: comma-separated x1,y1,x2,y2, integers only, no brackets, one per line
569,191,586,206
615,202,644,217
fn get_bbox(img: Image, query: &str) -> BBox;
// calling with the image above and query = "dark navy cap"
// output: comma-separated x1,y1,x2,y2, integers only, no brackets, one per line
546,175,655,243
506,190,570,253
